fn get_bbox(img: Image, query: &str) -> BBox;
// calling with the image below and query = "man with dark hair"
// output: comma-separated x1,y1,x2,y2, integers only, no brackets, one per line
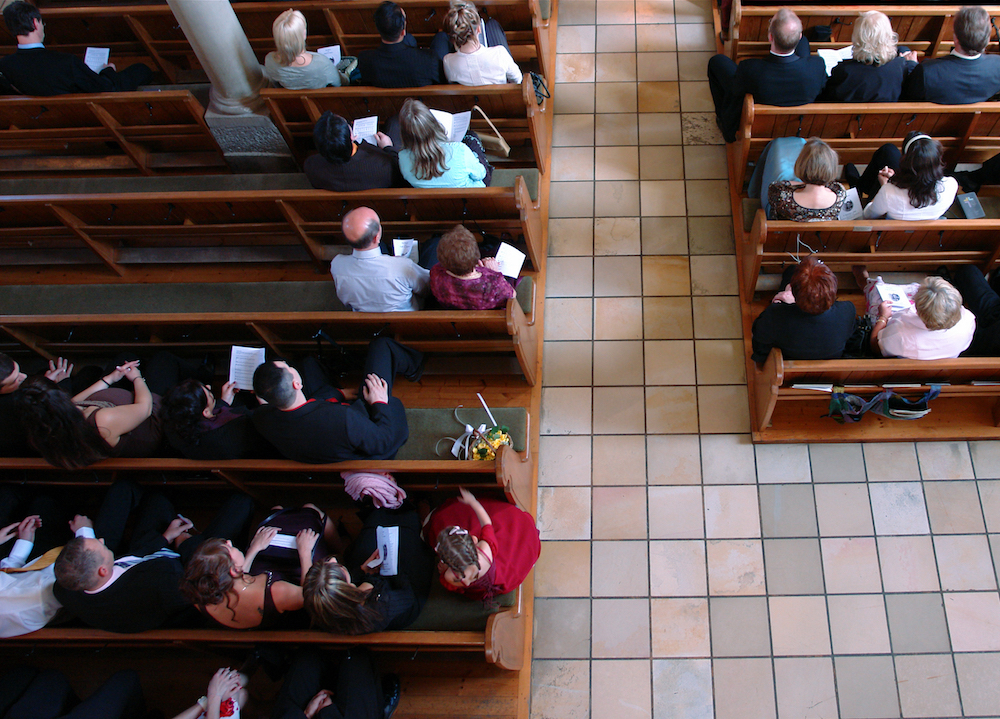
304,111,407,191
0,352,73,456
902,5,1000,103
251,338,422,463
329,206,432,311
0,1,153,96
707,8,826,143
356,0,446,87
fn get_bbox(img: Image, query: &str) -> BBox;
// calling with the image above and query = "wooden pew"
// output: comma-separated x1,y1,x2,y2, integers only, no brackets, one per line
0,90,228,177
261,76,549,174
728,2,1000,62
0,179,543,282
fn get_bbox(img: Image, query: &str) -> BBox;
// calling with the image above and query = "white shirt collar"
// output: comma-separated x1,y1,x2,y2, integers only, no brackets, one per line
951,49,982,60
770,48,796,57
17,43,44,49
353,246,383,258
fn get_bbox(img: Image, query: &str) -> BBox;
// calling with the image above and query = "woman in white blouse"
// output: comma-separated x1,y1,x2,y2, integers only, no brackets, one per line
442,1,521,85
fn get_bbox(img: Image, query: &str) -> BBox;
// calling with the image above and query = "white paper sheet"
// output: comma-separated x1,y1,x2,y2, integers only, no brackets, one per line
84,47,110,73
876,282,913,312
352,115,378,146
430,109,472,143
817,45,853,76
393,238,416,258
316,45,342,64
229,346,266,391
838,186,864,220
268,534,298,549
376,525,399,577
494,241,526,278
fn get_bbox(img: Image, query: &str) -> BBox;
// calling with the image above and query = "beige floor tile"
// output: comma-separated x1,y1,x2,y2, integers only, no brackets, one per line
916,441,975,480
673,0,712,23
877,536,940,592
687,216,734,254
773,658,838,719
713,658,776,719
835,656,900,719
682,145,727,180
681,112,724,145
593,489,648,541
591,661,652,719
594,256,642,296
538,486,591,540
759,485,817,538
641,216,688,254
944,592,1000,651
638,81,680,112
595,297,644,339
647,434,701,484
636,24,677,52
694,339,744,385
707,539,765,595
640,180,687,215
556,53,596,83
642,256,692,296
594,180,641,216
644,339,696,385
679,80,714,113
533,598,591,657
815,484,875,536
643,296,693,339
763,538,825,594
636,0,676,24
810,442,868,482
558,0,596,25
593,386,646,434
698,385,750,433
827,594,890,654
650,539,707,595
676,22,715,51
553,82,596,114
980,479,1000,531
638,146,685,180
592,599,651,658
595,82,639,114
863,442,921,480
595,217,641,255
685,180,730,216
646,385,699,433
597,24,637,53
639,112,683,145
653,659,713,719
549,217,595,256
769,595,831,655
704,485,760,538
676,51,713,82
710,596,771,656
955,654,1000,716
821,537,882,594
597,0,636,24
895,654,962,719
651,597,710,657
546,256,594,297
544,298,593,340
869,482,930,535
594,340,644,385
690,255,738,296
700,434,757,483
592,541,650,594
550,146,595,181
970,440,1000,478
637,52,678,82
530,660,590,719
539,435,592,487
550,181,595,218
593,434,647,485
541,387,592,435
692,296,742,339
557,25,596,54
924,480,986,534
534,541,592,597
542,341,592,387
595,113,639,146
935,535,997,590
553,114,595,146
885,593,951,654
649,485,704,538
596,53,637,82
754,443,811,484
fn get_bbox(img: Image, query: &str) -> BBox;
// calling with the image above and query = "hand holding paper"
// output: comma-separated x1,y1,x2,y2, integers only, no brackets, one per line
229,346,266,391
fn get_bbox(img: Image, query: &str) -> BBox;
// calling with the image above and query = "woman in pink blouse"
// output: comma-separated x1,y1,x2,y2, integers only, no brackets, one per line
429,225,515,310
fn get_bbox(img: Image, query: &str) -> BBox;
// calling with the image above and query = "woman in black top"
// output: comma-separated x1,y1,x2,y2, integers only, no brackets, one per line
822,10,917,103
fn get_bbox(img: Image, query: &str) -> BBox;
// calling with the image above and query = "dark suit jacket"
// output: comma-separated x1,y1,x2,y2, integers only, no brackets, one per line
902,53,1000,103
822,56,917,102
0,392,31,456
304,142,408,191
721,38,827,142
0,47,118,96
357,41,442,88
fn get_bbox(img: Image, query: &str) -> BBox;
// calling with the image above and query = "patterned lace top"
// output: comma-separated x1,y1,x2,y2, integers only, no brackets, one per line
768,181,847,221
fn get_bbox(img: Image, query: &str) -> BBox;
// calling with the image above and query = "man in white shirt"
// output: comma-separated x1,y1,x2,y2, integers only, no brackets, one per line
330,207,432,312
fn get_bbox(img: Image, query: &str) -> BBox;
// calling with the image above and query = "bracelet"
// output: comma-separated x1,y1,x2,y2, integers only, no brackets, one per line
101,378,111,387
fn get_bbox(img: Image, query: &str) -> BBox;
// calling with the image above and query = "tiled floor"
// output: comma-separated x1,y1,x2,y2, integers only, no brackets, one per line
531,1,1000,717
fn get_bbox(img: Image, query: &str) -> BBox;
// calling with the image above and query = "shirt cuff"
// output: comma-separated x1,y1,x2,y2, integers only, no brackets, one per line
0,538,33,569
75,526,97,539
370,400,388,405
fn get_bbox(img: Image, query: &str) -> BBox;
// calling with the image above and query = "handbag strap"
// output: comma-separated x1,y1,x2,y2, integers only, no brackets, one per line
472,104,507,144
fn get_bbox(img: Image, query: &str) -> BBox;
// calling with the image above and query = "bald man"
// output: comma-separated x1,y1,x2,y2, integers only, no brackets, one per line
330,207,431,312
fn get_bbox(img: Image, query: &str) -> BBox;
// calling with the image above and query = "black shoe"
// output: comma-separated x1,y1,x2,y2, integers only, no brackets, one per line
951,170,982,194
382,674,401,719
405,353,427,383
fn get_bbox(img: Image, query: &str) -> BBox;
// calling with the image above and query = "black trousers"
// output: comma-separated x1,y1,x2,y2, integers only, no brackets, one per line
858,143,902,199
0,487,66,562
299,337,423,400
105,350,207,395
105,63,153,92
0,666,144,719
271,649,383,719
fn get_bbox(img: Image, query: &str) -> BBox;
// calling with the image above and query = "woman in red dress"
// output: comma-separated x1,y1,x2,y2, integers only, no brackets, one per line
424,488,540,601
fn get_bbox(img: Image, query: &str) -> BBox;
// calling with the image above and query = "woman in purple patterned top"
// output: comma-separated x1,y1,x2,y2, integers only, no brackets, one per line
429,225,516,310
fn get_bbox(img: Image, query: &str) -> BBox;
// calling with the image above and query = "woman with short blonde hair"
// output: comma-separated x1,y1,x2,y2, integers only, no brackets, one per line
263,8,341,89
852,11,899,66
822,10,917,102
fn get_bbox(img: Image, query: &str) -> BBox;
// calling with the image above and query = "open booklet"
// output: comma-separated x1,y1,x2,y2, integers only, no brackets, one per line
365,525,399,576
430,109,472,143
229,346,266,391
816,45,853,76
84,47,110,73
875,282,913,312
494,241,526,278
316,45,342,64
352,115,378,146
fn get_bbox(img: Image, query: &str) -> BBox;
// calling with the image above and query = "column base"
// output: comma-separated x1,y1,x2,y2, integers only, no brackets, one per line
204,108,298,174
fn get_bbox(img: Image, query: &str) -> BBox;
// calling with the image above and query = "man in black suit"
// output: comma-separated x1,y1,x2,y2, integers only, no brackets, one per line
0,1,152,96
356,1,447,88
251,338,423,464
708,8,826,142
902,5,1000,103
53,480,253,633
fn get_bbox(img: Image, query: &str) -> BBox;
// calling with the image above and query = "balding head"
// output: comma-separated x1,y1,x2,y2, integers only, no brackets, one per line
769,8,803,54
342,207,382,250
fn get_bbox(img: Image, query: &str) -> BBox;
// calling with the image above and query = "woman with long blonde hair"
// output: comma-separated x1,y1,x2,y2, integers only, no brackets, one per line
263,8,341,89
821,10,917,102
397,97,491,188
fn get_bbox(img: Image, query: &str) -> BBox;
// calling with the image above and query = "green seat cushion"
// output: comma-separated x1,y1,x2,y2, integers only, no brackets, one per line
538,0,550,20
407,580,515,631
491,169,539,201
515,275,534,315
397,407,527,460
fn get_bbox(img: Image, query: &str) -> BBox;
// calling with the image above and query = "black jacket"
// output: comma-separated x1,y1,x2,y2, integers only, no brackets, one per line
304,142,408,191
357,41,442,88
822,56,917,102
751,301,857,364
902,53,1000,103
0,47,117,96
